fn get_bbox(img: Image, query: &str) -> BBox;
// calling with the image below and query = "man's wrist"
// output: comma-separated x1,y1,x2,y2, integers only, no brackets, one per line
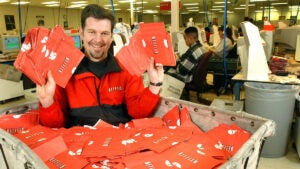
149,82,163,86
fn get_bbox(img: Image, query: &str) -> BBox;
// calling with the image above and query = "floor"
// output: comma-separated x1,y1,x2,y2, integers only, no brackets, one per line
186,73,300,168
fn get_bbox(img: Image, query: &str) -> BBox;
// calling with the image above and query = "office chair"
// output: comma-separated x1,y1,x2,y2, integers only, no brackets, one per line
182,51,213,101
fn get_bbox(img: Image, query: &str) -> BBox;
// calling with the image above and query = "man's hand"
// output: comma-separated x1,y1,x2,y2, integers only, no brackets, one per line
37,71,56,108
147,57,164,95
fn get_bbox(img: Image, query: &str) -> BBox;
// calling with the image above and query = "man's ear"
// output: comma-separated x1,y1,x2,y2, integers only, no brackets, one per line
79,28,83,39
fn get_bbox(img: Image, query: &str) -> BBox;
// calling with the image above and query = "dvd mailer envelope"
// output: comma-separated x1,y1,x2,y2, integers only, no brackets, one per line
14,125,68,162
116,22,176,76
14,25,84,87
0,110,39,135
45,151,88,169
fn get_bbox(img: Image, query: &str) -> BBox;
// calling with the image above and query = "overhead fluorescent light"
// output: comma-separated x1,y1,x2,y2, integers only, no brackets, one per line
41,1,60,5
212,6,225,8
289,5,300,9
186,7,199,9
240,4,255,7
211,8,221,11
215,1,231,4
71,1,88,4
272,3,288,5
219,10,234,13
0,0,10,3
260,6,274,9
135,1,148,4
11,1,30,5
234,7,246,10
250,0,276,2
143,10,159,14
119,0,132,3
67,4,87,8
45,4,60,7
183,3,199,6
104,4,119,7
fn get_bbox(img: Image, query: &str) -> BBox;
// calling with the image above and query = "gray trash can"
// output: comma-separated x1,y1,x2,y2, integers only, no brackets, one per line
244,82,298,158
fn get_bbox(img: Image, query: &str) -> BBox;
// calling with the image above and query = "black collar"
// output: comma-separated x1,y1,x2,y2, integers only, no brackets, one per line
74,53,121,79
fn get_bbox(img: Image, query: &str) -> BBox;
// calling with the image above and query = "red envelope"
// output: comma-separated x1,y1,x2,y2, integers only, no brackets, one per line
179,107,204,135
14,125,68,162
205,124,251,157
131,117,164,129
126,127,193,153
162,105,181,127
0,110,39,135
45,151,88,169
116,22,176,76
14,25,84,87
158,142,226,169
81,127,132,158
137,22,176,65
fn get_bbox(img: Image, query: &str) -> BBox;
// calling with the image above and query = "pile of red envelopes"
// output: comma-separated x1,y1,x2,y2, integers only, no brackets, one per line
14,26,84,88
7,105,251,169
116,22,176,76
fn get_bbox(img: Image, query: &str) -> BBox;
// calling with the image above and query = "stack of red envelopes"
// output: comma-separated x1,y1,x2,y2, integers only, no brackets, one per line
116,22,176,76
14,26,84,88
9,105,251,169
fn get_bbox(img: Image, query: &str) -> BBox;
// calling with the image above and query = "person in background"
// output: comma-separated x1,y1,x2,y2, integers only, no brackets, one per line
37,4,164,128
166,26,207,83
209,26,234,58
205,27,211,44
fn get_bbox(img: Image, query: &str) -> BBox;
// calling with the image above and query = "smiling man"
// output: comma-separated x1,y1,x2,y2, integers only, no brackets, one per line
37,4,164,128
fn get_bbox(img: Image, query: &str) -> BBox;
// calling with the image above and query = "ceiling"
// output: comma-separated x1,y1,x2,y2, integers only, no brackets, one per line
0,0,296,14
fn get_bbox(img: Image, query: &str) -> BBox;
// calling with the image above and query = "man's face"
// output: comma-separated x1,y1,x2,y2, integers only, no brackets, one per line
218,30,224,39
80,17,113,62
184,34,192,47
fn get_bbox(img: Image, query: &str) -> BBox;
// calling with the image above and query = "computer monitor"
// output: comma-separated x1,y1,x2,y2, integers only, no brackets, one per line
274,26,300,50
0,35,21,54
68,33,82,49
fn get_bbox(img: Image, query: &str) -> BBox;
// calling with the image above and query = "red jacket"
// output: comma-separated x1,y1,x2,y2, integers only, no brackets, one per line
39,55,160,128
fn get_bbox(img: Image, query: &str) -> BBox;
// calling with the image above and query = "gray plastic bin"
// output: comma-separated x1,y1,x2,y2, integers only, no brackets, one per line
244,82,298,158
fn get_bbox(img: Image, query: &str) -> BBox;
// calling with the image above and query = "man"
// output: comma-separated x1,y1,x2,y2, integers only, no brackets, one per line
37,4,164,128
166,26,207,83
209,26,234,58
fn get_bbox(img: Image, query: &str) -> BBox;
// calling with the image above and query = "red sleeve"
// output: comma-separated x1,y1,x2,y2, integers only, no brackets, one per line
125,75,161,119
38,86,69,128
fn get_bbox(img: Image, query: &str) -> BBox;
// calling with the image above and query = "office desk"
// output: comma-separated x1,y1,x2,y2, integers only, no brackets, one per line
0,88,38,115
231,71,300,100
0,55,16,65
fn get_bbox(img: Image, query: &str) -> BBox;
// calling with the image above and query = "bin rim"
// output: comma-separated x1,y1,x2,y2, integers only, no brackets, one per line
244,82,300,92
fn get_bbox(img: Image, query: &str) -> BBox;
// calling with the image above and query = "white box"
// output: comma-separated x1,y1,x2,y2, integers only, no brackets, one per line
142,73,185,99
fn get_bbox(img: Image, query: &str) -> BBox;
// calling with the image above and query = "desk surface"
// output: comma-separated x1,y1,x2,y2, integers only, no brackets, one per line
0,88,38,114
232,71,300,85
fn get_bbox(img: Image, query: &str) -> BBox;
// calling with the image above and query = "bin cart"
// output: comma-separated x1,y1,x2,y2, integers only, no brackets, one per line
0,97,275,169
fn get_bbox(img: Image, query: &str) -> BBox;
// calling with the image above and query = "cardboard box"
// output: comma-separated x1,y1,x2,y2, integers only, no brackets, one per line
143,73,185,99
0,64,22,82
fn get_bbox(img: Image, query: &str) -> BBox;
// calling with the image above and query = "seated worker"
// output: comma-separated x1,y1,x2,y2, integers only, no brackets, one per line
208,26,234,58
37,4,164,128
166,26,207,83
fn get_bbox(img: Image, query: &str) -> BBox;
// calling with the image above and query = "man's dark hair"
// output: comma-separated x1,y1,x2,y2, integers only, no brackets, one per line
81,4,116,32
184,26,198,40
